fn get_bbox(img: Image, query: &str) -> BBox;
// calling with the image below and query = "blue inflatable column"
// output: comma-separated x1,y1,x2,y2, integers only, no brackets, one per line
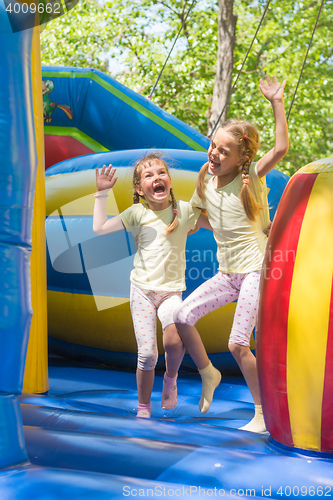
0,4,38,467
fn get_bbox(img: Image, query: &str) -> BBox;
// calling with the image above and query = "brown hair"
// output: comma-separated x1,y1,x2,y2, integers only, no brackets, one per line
132,152,178,234
197,120,261,221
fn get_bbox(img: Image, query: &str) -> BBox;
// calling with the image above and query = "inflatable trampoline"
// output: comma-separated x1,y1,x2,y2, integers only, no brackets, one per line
1,2,333,498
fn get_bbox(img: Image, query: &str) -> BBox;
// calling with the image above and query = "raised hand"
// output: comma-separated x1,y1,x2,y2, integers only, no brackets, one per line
95,164,118,192
259,75,286,103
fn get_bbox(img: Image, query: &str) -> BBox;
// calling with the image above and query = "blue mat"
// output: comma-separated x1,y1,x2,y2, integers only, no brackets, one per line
3,356,330,499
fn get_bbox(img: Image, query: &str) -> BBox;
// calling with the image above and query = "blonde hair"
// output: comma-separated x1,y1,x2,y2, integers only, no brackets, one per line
132,152,178,234
197,120,261,221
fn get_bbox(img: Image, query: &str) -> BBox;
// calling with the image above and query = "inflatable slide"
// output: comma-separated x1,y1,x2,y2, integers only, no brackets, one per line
42,66,209,169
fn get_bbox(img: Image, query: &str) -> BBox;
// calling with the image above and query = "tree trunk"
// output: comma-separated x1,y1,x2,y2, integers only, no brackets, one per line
208,0,237,136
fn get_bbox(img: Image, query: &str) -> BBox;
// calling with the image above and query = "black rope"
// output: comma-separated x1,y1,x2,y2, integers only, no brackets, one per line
286,0,326,122
148,0,197,100
209,0,272,137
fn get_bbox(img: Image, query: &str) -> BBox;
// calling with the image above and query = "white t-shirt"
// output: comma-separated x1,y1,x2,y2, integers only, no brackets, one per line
120,201,200,291
190,163,270,273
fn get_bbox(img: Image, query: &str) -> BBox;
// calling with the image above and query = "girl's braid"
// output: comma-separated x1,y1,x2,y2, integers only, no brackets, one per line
133,191,140,204
165,187,179,235
196,162,210,200
239,132,261,221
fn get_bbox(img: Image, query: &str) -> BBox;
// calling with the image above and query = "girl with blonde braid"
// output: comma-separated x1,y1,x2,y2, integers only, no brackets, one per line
93,152,212,418
174,75,289,432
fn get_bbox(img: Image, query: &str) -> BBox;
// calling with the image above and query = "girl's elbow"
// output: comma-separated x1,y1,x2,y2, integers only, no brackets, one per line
276,144,289,159
282,144,289,157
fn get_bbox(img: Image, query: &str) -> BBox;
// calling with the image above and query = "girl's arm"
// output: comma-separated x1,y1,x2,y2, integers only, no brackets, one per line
93,164,125,235
256,75,289,178
196,211,213,231
187,211,212,235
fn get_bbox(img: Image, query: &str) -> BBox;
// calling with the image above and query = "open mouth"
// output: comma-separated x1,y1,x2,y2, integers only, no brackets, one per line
209,158,219,169
153,184,165,194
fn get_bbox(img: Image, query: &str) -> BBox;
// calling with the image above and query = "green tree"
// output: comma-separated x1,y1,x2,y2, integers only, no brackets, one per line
41,0,110,71
41,0,333,175
229,0,333,175
41,0,219,132
209,0,237,133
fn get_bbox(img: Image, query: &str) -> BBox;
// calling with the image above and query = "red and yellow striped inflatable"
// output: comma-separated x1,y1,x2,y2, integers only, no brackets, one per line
257,157,333,454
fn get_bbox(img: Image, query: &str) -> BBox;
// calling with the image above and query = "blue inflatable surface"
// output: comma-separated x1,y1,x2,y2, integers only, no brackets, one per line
8,357,333,499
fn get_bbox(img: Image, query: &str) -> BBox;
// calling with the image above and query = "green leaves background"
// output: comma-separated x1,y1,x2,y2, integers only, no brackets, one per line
41,0,333,175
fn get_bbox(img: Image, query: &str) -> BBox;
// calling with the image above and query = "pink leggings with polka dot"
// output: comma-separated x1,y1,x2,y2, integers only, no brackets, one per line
130,284,182,371
174,271,261,347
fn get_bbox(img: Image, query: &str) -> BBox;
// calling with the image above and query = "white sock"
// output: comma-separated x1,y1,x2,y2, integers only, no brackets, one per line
239,404,267,433
198,362,221,413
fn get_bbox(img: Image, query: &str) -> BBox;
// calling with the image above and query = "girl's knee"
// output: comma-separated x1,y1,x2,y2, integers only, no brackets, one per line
228,342,239,357
229,328,251,349
173,304,184,324
173,306,195,326
137,349,158,371
228,342,250,360
163,329,183,352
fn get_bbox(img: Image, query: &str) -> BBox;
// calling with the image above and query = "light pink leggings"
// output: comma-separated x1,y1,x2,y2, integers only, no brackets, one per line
130,284,182,370
174,271,261,347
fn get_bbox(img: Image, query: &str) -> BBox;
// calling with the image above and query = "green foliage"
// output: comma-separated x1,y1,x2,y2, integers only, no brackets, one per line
41,0,333,175
230,0,333,175
41,0,218,132
40,0,110,71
